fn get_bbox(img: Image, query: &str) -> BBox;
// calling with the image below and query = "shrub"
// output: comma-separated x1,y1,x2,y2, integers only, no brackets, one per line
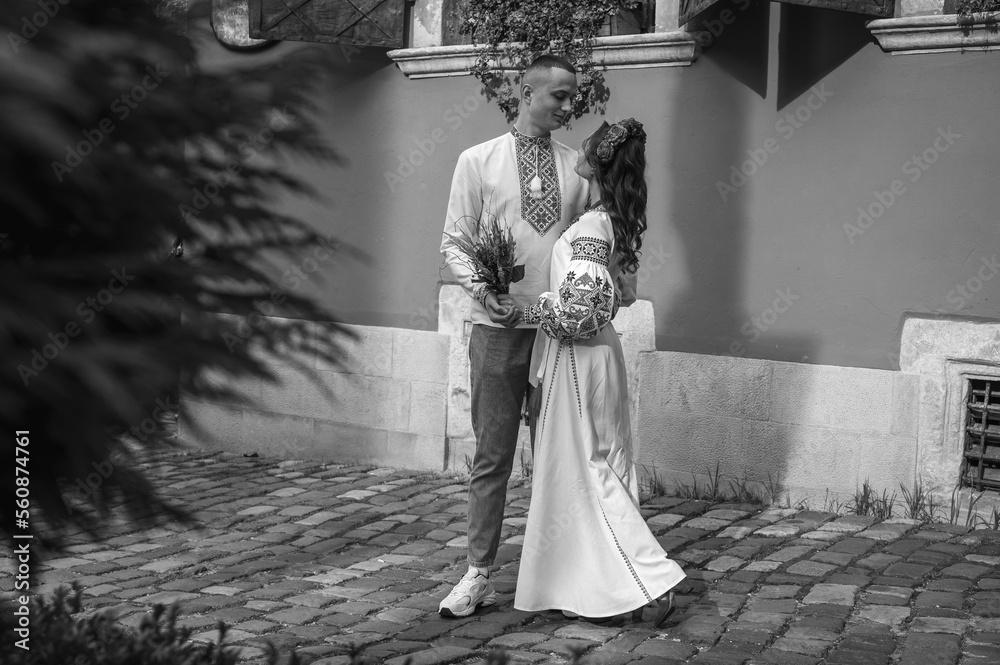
0,0,351,546
0,584,252,664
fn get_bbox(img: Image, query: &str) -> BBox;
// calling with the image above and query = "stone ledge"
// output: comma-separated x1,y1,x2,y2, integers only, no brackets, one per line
387,32,701,79
869,13,1000,54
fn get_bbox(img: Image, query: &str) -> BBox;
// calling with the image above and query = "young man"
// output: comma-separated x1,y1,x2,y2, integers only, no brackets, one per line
438,55,589,617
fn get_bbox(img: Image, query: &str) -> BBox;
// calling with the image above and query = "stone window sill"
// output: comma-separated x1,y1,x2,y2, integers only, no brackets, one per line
869,12,1000,53
387,32,701,79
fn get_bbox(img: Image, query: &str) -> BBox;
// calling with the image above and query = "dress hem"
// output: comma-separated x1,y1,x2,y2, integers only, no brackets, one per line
513,572,685,619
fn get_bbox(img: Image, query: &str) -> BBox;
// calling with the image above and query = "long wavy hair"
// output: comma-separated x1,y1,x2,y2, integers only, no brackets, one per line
585,121,647,274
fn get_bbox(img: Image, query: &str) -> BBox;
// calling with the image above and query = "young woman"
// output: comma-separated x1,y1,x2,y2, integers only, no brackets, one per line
514,119,685,625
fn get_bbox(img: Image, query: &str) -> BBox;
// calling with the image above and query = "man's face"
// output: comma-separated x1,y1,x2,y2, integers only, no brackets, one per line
525,67,577,131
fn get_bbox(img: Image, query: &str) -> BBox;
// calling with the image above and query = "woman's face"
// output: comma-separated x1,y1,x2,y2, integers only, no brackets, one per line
575,138,594,180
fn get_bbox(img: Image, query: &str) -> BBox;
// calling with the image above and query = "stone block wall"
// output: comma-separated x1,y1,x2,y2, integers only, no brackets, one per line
180,289,658,474
898,317,1000,500
182,303,994,511
634,351,920,504
180,316,451,470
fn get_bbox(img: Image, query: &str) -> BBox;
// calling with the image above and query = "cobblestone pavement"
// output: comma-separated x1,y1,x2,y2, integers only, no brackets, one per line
4,450,1000,665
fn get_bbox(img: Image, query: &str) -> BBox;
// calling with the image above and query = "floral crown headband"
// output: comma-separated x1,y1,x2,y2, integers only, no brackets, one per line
595,118,646,163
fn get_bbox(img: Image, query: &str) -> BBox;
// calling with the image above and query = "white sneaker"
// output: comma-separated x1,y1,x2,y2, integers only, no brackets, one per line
438,570,497,617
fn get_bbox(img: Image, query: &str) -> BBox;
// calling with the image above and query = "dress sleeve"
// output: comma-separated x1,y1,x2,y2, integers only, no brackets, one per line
440,149,491,306
523,229,616,341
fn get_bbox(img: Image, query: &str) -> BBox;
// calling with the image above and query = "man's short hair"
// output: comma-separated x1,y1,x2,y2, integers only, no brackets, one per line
523,54,576,83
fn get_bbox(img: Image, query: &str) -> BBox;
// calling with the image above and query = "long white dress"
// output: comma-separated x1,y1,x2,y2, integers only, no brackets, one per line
514,208,685,618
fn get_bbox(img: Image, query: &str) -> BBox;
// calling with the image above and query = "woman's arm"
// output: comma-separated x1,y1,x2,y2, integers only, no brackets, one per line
523,234,616,341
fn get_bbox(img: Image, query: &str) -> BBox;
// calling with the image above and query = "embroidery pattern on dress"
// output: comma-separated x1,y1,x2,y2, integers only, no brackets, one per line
568,343,582,418
540,341,565,433
571,237,611,267
522,303,541,325
512,129,561,236
559,212,584,237
597,499,653,603
541,270,615,341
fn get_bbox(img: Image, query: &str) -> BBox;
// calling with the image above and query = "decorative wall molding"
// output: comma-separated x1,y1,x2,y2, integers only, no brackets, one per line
387,32,701,79
869,13,1000,54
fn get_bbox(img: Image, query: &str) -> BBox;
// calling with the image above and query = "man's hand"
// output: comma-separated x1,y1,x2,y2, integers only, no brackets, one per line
485,292,521,328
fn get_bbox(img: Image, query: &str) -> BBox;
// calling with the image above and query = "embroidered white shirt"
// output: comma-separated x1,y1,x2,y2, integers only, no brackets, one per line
440,129,589,328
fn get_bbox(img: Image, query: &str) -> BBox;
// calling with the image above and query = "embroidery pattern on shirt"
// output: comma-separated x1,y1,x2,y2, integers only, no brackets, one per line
571,236,611,267
512,128,561,236
473,283,491,307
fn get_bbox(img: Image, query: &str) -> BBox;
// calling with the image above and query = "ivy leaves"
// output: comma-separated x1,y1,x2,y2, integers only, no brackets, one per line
458,0,639,122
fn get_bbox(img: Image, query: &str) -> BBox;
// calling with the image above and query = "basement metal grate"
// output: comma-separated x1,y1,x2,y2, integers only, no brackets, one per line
961,378,1000,491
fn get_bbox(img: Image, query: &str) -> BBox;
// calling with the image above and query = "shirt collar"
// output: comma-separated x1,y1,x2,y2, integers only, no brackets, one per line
511,126,551,148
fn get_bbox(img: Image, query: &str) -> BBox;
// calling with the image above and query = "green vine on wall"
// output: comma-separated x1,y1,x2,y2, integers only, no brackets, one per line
956,0,1000,16
457,0,641,123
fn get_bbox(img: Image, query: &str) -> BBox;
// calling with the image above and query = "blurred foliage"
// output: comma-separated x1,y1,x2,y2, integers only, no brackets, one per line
0,584,539,665
457,0,641,122
0,0,351,549
0,584,250,664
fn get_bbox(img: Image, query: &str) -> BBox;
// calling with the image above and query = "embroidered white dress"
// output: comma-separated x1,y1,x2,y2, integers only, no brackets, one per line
514,209,685,617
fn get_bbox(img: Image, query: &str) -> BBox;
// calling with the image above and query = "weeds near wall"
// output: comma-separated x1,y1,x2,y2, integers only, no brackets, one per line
637,467,1000,532
820,489,845,515
948,486,985,528
900,481,941,522
448,453,474,484
520,448,533,480
779,490,809,511
763,472,785,507
641,463,771,505
637,463,666,498
729,475,767,505
704,463,725,502
977,506,1000,530
847,480,896,520
674,473,701,501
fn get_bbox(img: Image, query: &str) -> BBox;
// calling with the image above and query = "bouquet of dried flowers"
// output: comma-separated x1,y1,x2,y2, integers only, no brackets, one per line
446,208,524,295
